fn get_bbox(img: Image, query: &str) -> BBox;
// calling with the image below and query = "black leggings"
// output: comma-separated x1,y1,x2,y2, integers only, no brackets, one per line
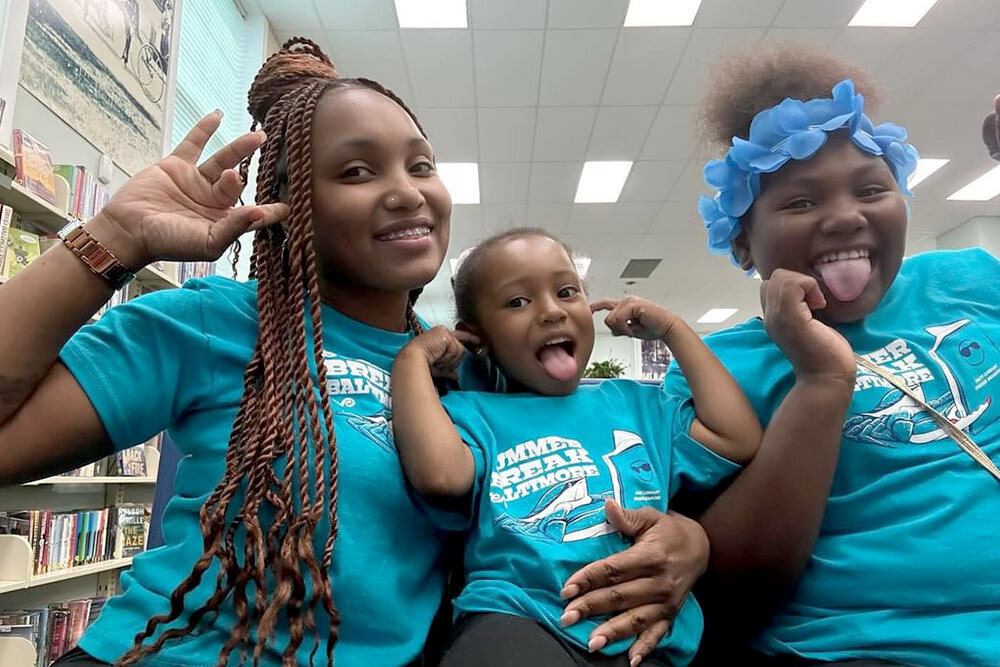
439,613,673,667
49,647,109,666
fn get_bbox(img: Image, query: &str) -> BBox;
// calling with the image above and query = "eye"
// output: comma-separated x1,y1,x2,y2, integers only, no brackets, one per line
410,160,435,175
859,185,888,198
783,198,814,211
557,285,579,299
506,296,528,309
340,165,374,180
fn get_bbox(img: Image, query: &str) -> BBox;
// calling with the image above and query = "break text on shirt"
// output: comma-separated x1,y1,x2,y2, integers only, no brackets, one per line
855,339,934,392
490,436,600,504
322,351,391,407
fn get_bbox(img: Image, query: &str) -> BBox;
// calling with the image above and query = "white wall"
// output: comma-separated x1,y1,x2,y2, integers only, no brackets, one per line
589,330,639,379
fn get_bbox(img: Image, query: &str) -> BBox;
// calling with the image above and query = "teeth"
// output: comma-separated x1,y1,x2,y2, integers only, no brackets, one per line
542,337,571,347
380,226,430,241
814,248,870,265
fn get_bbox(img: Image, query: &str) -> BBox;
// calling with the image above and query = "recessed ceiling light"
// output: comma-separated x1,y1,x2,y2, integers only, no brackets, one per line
437,163,480,204
574,161,633,203
696,308,738,324
624,0,703,26
848,0,939,27
908,158,949,189
946,165,1000,201
573,255,592,279
394,0,467,28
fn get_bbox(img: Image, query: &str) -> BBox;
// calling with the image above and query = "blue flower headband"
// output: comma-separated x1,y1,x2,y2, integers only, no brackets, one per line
698,78,920,268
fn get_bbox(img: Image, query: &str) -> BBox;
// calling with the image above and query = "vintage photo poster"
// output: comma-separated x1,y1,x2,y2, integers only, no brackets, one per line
640,338,672,381
19,0,176,175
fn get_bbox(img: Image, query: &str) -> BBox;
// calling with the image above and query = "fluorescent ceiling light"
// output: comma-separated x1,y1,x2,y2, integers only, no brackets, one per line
946,165,1000,201
573,255,592,279
574,161,633,203
624,0,702,26
696,308,738,324
849,0,939,27
437,163,480,204
908,158,949,189
394,0,467,28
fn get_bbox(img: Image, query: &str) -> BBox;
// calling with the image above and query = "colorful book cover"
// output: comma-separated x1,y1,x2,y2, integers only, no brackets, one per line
0,205,13,277
115,504,149,558
12,129,56,204
3,227,41,280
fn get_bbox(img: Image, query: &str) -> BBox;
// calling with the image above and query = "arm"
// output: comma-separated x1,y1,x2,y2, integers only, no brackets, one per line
391,326,475,497
591,296,762,463
0,114,287,485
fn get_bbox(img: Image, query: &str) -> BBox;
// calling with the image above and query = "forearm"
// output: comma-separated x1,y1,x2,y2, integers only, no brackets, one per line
0,216,129,423
664,321,761,462
391,351,474,497
699,376,852,587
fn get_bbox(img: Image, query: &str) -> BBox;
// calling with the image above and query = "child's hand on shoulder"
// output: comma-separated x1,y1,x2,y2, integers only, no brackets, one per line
591,297,679,341
396,326,480,380
761,269,856,385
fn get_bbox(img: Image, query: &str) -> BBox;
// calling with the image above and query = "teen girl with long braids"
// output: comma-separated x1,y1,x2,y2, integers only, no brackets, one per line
0,39,713,666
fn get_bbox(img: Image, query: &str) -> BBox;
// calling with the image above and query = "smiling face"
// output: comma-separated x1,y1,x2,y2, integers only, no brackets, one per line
308,86,452,295
736,132,908,324
469,235,595,396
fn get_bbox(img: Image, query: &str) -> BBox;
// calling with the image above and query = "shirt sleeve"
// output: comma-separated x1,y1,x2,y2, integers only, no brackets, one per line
59,284,215,452
664,392,742,498
404,391,490,532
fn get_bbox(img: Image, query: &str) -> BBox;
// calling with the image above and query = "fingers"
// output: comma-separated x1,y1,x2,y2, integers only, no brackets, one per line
199,130,267,183
586,603,675,652
590,299,619,313
562,544,659,601
627,619,672,667
170,111,223,163
762,269,825,318
210,169,246,206
561,577,672,623
205,204,287,256
246,203,290,231
603,499,661,539
452,329,483,350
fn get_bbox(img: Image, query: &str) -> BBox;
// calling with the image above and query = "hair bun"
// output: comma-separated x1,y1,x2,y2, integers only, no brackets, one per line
247,37,339,124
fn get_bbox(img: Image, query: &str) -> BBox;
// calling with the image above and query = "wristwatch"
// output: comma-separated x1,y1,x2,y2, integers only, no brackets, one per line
58,221,135,290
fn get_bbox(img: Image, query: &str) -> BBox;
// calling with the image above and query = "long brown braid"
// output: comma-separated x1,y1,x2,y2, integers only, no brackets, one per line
116,37,426,667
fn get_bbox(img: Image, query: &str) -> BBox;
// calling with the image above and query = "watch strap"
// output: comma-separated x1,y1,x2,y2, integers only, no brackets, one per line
60,224,135,290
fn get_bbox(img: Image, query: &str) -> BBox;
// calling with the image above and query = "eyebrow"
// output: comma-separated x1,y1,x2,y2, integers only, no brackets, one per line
494,269,579,294
328,136,431,153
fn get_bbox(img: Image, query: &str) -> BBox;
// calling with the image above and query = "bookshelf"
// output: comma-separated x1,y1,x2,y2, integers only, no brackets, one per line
0,635,35,665
0,533,133,595
0,146,181,291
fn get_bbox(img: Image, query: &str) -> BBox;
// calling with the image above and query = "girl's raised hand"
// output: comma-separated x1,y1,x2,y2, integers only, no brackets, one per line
591,296,680,341
88,112,289,270
398,326,479,381
760,269,856,383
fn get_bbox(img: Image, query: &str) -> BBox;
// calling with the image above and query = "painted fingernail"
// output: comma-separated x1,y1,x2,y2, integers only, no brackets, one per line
560,610,580,627
214,108,224,118
588,635,608,653
630,656,642,667
560,584,580,599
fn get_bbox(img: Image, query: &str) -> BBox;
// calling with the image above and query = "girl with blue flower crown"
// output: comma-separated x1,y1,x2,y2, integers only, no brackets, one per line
675,44,1000,667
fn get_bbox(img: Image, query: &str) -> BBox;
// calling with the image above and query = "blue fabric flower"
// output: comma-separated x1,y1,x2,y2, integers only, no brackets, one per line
699,78,920,270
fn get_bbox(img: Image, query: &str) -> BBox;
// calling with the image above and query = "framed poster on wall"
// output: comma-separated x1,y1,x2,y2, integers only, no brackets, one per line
640,338,672,381
19,0,177,175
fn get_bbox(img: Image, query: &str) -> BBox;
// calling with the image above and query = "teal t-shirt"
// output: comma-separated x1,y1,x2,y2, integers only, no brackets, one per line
60,276,447,667
664,248,1000,667
437,381,741,665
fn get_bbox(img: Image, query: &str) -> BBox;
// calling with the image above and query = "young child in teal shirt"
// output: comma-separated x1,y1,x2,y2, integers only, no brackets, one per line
391,228,763,666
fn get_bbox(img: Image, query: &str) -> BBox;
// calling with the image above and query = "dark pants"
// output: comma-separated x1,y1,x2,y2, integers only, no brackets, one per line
50,647,109,666
738,652,908,667
439,613,672,667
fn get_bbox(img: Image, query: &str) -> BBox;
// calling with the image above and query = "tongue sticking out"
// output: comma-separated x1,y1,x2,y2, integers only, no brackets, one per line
538,345,578,382
817,257,872,303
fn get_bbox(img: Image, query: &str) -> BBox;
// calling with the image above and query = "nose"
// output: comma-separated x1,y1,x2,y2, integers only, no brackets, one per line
820,194,868,236
538,295,568,325
383,171,425,211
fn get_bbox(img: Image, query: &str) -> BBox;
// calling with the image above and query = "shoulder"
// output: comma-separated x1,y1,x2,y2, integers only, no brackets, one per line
885,248,999,311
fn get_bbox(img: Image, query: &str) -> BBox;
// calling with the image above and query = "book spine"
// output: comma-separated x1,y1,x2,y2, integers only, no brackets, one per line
0,204,12,276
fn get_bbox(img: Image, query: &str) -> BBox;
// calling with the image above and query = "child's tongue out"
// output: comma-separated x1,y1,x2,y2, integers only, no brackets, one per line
538,344,578,382
817,256,872,303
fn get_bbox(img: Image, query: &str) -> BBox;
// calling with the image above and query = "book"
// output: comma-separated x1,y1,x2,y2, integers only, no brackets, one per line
3,227,41,280
12,129,56,204
0,205,13,277
115,504,150,558
112,445,147,477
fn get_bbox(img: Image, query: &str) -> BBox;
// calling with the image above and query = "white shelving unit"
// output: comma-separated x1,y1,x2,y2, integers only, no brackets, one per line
0,635,35,665
24,446,160,488
0,533,134,595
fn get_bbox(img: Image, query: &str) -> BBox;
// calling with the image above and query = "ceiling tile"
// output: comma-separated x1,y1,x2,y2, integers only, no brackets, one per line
663,28,765,105
548,0,629,28
317,0,397,30
524,203,573,233
772,0,860,27
474,31,544,106
529,162,582,202
539,30,618,106
695,0,783,27
327,30,413,101
478,108,536,161
417,108,479,161
639,106,697,160
761,27,841,49
401,30,476,107
533,107,597,162
257,0,323,31
482,203,528,232
667,160,709,201
905,0,1000,28
447,204,484,241
479,163,531,203
587,106,658,160
829,28,910,73
649,201,704,239
468,0,548,29
568,202,661,235
620,161,686,202
601,28,689,105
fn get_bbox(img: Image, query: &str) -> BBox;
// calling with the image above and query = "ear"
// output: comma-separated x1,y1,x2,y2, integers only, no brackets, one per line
456,321,489,354
732,227,755,273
